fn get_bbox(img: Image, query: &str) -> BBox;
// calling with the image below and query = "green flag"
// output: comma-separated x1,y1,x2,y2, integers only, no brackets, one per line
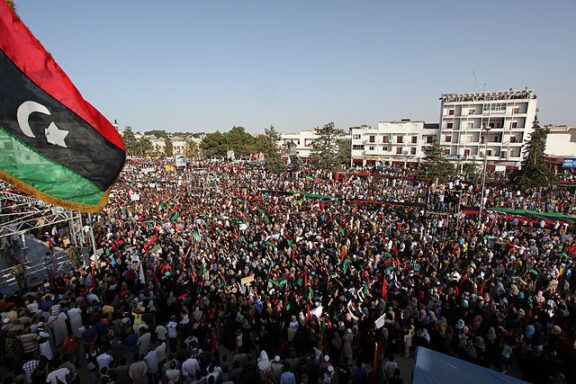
341,258,350,274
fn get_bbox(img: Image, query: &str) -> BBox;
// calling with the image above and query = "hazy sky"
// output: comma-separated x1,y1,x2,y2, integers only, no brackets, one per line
15,0,576,133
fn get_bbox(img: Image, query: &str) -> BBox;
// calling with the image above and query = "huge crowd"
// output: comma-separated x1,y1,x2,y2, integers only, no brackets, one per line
1,161,575,384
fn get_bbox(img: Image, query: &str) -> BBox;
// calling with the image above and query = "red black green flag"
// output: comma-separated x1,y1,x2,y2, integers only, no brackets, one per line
0,3,125,212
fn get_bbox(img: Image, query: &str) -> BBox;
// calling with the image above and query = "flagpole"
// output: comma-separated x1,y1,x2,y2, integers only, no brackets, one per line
88,213,98,268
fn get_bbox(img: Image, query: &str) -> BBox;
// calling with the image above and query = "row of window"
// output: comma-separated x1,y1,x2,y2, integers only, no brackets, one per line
447,106,521,116
443,134,523,143
352,135,420,144
353,144,418,155
445,121,520,129
446,121,519,129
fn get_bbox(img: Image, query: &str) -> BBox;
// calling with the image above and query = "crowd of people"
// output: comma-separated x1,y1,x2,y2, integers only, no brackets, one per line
1,161,575,384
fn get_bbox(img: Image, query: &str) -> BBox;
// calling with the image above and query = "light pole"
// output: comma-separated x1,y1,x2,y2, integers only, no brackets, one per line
478,124,491,226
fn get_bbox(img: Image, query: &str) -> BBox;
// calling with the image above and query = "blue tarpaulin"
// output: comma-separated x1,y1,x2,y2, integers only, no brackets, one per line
413,347,527,384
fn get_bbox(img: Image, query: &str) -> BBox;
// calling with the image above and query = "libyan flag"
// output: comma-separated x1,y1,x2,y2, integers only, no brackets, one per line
0,4,125,212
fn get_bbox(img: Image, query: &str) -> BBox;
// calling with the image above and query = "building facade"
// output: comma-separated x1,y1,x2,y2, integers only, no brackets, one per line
350,121,439,167
439,89,538,169
544,124,576,158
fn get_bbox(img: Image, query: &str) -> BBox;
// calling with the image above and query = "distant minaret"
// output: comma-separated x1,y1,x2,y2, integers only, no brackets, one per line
112,119,119,132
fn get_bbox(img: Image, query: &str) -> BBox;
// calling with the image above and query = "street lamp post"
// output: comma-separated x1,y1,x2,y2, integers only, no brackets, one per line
478,124,491,226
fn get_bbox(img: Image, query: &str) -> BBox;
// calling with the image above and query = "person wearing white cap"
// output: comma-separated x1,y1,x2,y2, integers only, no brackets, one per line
38,330,54,361
270,355,284,381
323,365,334,383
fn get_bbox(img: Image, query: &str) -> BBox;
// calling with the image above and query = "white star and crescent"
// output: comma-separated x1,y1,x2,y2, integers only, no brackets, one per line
16,100,69,148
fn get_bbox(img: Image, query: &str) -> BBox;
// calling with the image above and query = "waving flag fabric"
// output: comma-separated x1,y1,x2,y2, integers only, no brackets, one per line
0,3,125,212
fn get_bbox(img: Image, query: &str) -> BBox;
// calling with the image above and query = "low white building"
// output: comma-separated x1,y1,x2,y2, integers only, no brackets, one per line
350,120,439,167
280,130,319,161
545,125,576,157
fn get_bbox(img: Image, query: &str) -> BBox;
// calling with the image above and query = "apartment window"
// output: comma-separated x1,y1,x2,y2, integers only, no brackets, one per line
369,135,375,143
352,134,361,140
464,149,471,157
427,136,434,144
445,135,452,143
352,145,364,150
513,107,520,114
382,146,389,152
396,147,402,155
447,122,453,129
487,150,493,156
510,122,518,129
448,109,454,116
411,136,417,144
467,122,474,129
510,136,516,143
469,109,475,115
382,136,389,143
368,146,375,151
397,136,404,144
483,103,506,114
410,147,417,155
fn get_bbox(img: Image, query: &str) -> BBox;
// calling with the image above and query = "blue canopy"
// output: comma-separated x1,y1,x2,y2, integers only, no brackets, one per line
413,347,527,384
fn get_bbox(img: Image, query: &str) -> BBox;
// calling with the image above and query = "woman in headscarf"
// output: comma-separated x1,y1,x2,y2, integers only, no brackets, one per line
287,315,299,342
257,350,271,381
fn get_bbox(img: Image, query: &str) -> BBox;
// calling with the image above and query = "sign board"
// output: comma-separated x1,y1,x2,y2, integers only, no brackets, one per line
175,155,187,168
562,158,576,168
374,313,386,329
240,274,255,286
494,165,506,172
130,192,140,202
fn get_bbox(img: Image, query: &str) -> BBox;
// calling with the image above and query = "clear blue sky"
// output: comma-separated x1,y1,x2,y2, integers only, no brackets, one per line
14,0,576,133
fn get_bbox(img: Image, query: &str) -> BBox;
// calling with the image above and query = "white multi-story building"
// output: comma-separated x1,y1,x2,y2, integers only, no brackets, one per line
439,89,538,169
350,120,439,167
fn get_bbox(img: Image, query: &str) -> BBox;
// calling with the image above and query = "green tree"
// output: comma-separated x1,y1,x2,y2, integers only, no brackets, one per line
225,126,256,158
511,119,554,189
144,130,168,138
336,138,351,169
185,140,200,159
262,125,285,172
309,122,345,170
421,141,455,182
462,162,477,176
164,137,174,157
122,126,139,156
135,136,153,157
200,131,228,158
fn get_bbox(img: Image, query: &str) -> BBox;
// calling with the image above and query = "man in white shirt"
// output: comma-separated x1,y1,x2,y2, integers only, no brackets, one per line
167,317,178,352
144,348,160,383
137,327,151,358
181,356,201,383
96,351,114,372
45,366,70,384
155,324,168,341
383,356,399,381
